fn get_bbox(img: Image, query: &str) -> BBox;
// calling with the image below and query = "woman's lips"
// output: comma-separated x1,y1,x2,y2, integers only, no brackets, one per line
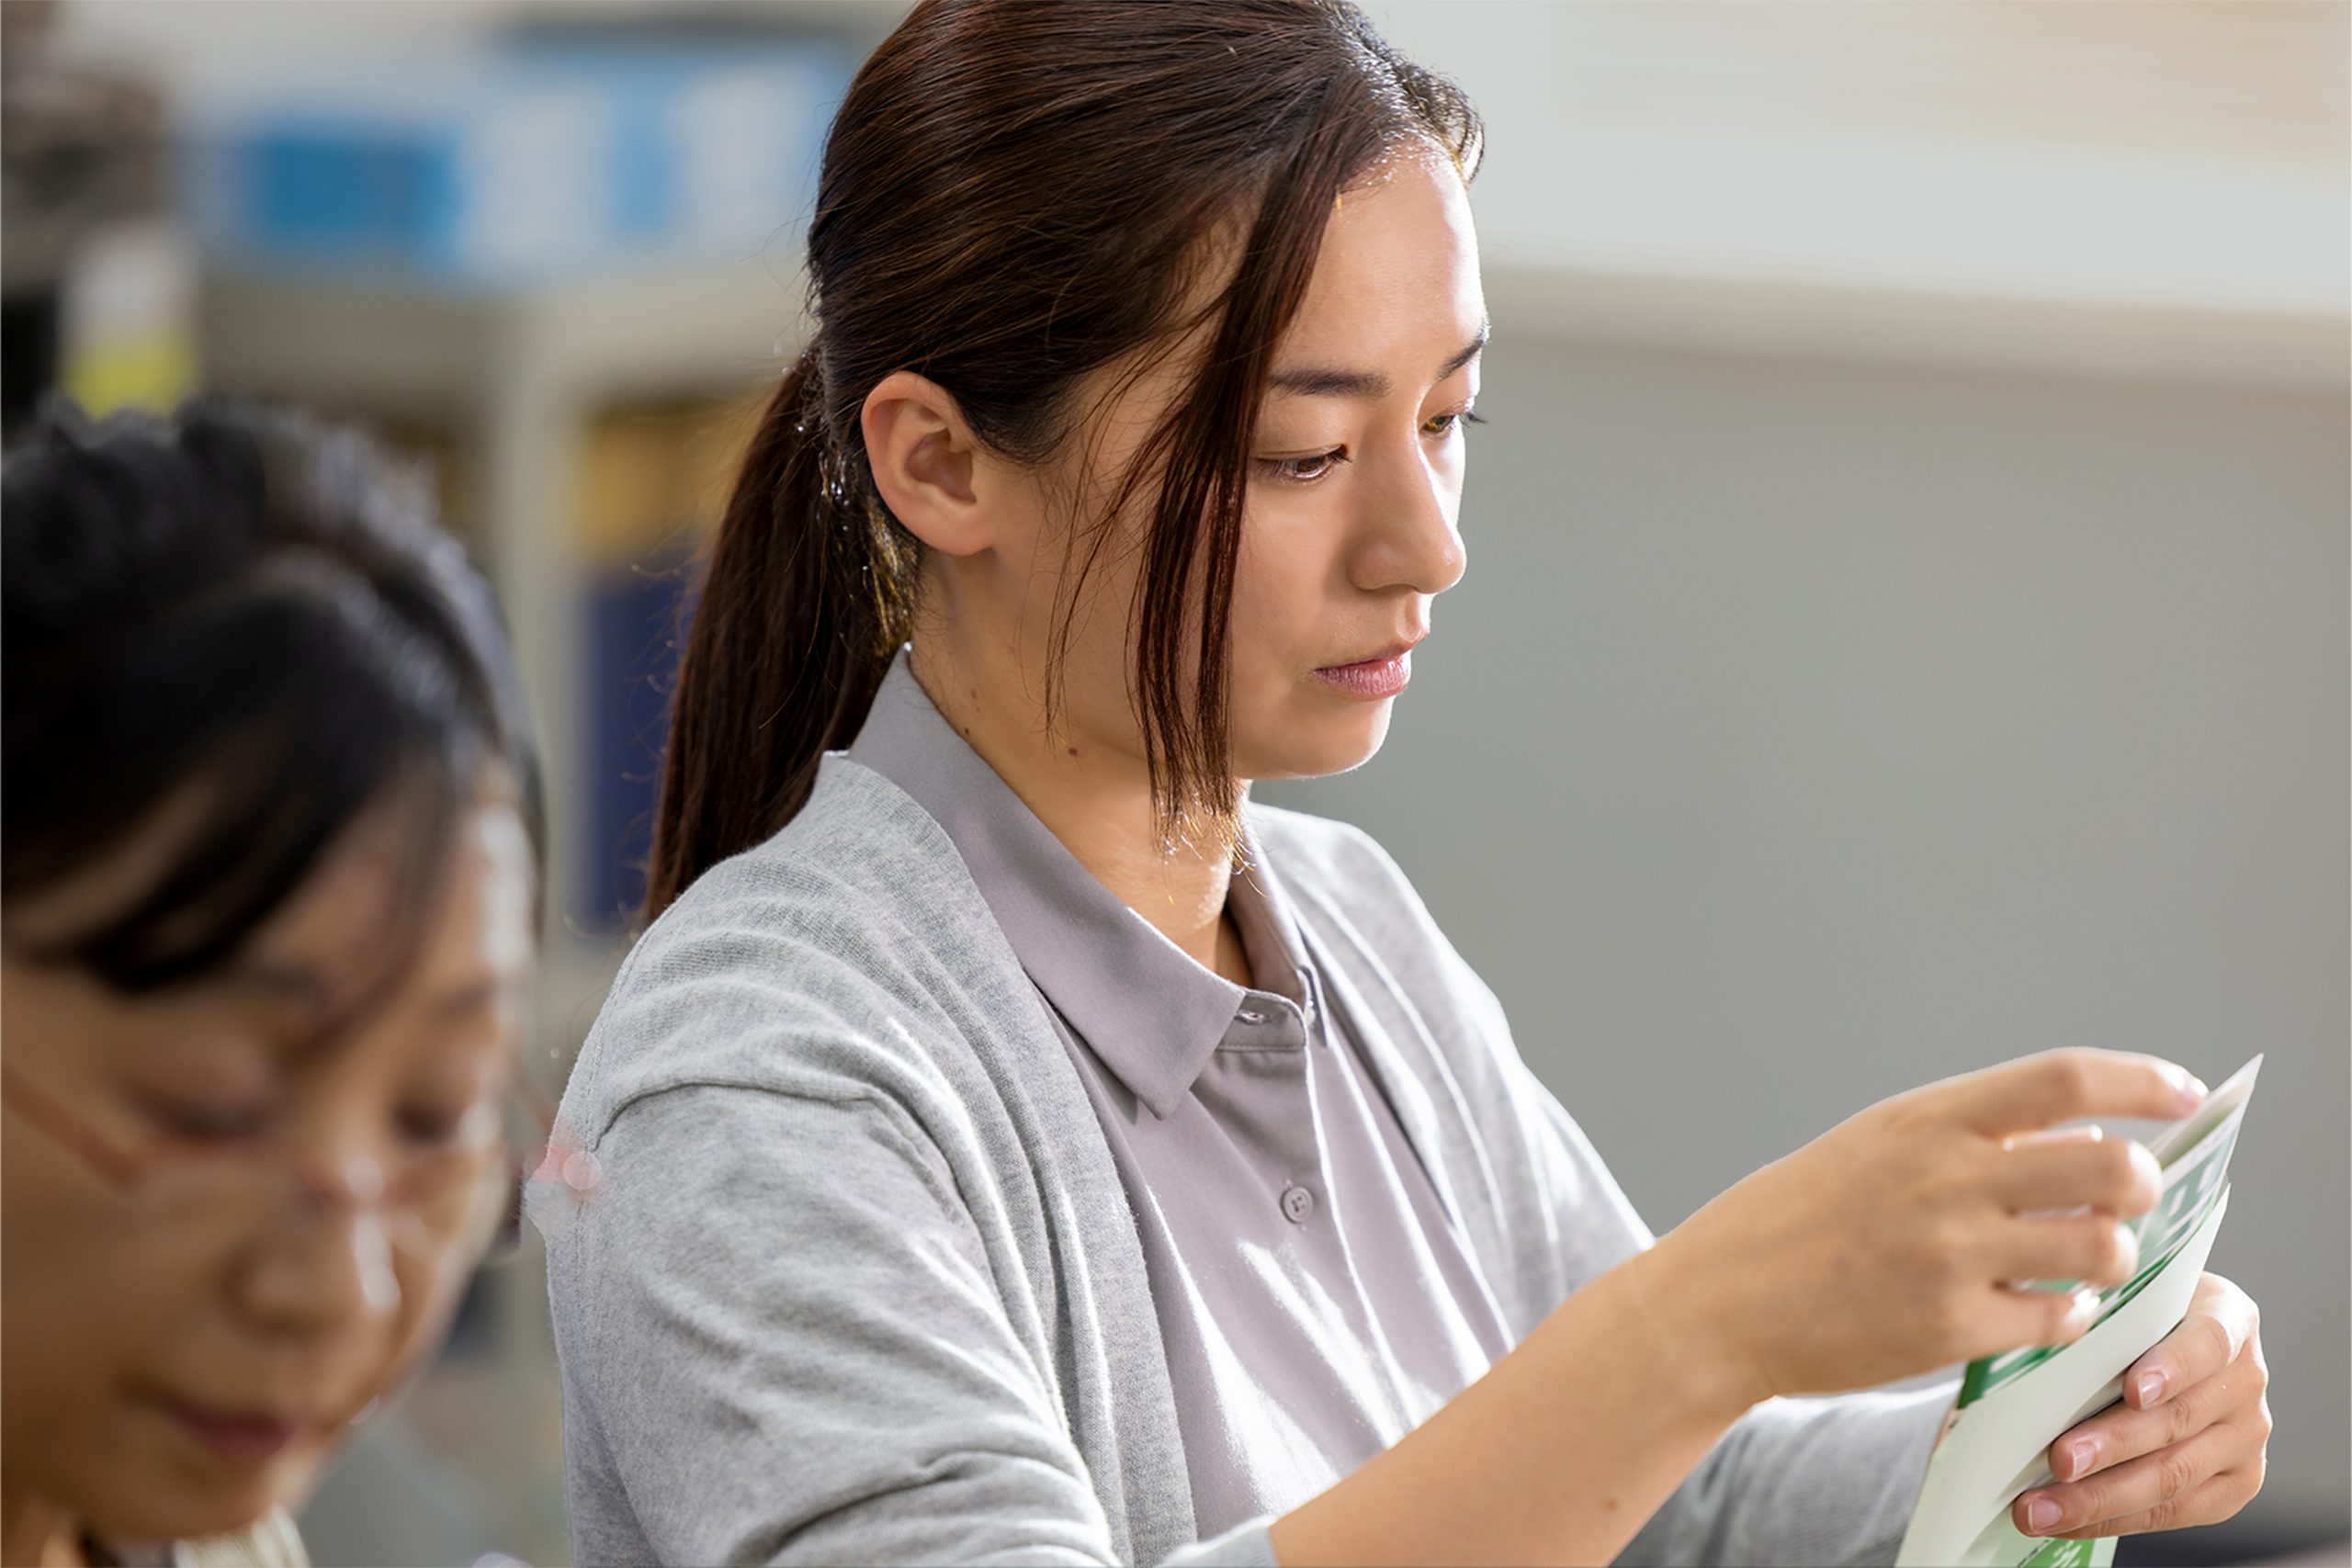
1313,649,1412,699
160,1398,318,1464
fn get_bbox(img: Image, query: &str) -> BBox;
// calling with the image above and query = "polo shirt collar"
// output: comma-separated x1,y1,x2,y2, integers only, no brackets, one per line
844,644,1310,1119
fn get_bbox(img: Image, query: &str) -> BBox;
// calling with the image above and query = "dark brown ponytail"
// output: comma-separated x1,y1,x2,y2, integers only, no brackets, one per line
645,343,918,915
644,0,1479,919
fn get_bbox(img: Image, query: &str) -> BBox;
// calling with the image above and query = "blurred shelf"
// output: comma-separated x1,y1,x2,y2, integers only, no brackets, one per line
199,260,807,1010
199,259,801,414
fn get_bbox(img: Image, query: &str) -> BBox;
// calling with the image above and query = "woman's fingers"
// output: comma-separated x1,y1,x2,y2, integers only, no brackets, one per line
1969,1281,2101,1362
2015,1423,2264,1538
2041,1467,2266,1541
2045,1349,2256,1483
2119,1274,2259,1411
1982,1213,2141,1291
1989,1126,2162,1218
1939,1050,2206,1137
2016,1275,2272,1542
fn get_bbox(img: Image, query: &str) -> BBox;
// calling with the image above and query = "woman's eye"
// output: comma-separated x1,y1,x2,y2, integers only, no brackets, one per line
1257,446,1350,485
397,1104,471,1147
1424,406,1487,437
144,1096,274,1143
399,1098,501,1150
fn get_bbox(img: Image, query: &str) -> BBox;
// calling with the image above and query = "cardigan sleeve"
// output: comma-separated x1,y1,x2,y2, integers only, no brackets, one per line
1613,1382,1951,1568
539,1080,1278,1567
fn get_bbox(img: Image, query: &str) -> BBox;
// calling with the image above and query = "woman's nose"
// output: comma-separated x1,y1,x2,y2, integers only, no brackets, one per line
1355,442,1467,597
231,1156,404,1333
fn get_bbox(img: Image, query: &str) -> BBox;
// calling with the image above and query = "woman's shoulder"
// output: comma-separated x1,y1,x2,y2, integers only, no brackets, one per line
651,752,970,935
626,753,992,989
562,755,1031,1135
1250,804,1411,902
1246,798,1456,960
1247,798,1515,1090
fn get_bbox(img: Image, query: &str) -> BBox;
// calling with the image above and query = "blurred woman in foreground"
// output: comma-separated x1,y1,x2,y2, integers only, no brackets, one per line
1,401,543,1566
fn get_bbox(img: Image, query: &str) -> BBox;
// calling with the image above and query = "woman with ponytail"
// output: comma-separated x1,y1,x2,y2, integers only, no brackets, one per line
537,3,2271,1563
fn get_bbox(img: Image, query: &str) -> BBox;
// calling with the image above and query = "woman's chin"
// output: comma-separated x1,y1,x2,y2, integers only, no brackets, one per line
94,1404,325,1544
1243,705,1394,783
83,1474,286,1551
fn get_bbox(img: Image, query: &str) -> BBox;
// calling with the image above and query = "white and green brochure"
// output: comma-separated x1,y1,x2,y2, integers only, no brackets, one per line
1895,1055,2261,1568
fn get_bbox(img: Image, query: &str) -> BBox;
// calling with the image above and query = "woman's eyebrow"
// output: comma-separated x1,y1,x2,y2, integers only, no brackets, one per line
1267,319,1489,400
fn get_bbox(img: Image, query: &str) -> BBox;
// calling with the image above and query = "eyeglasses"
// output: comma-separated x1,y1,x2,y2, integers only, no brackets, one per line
0,1062,593,1267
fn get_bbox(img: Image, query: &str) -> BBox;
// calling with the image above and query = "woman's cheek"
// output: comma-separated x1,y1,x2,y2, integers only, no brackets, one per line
372,1250,481,1408
1235,501,1331,641
5,1162,246,1539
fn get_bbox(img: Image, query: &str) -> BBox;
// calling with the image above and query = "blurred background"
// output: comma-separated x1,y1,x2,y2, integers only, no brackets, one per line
2,1,2343,1563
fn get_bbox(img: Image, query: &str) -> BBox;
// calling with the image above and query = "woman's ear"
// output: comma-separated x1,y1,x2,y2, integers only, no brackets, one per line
862,370,994,557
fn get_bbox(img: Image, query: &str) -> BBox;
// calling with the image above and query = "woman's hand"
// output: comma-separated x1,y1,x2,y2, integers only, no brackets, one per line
1644,1049,2206,1405
2013,1271,2270,1540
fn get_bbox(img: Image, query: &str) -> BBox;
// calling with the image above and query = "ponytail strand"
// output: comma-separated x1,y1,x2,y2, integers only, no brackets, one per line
644,344,916,919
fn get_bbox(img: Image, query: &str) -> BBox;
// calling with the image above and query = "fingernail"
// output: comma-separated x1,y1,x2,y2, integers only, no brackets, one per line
2135,1368,2166,1405
2064,1438,2098,1479
2025,1496,2061,1533
2168,1067,2207,1105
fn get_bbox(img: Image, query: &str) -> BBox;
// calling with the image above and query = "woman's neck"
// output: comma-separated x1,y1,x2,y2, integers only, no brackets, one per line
908,638,1251,987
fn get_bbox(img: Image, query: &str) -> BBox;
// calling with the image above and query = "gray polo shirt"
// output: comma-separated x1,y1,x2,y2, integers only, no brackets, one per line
848,644,1515,1535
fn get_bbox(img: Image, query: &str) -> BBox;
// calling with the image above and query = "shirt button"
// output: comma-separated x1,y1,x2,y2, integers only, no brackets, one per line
1238,1008,1267,1025
1280,1184,1315,1224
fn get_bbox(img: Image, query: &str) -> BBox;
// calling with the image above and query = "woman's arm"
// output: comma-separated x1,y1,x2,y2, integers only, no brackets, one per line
1271,1240,1751,1567
1615,1383,1954,1567
1269,1050,2204,1567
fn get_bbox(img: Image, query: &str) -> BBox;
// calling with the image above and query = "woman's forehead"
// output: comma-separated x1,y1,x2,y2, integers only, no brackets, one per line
1281,152,1484,378
228,800,535,1027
